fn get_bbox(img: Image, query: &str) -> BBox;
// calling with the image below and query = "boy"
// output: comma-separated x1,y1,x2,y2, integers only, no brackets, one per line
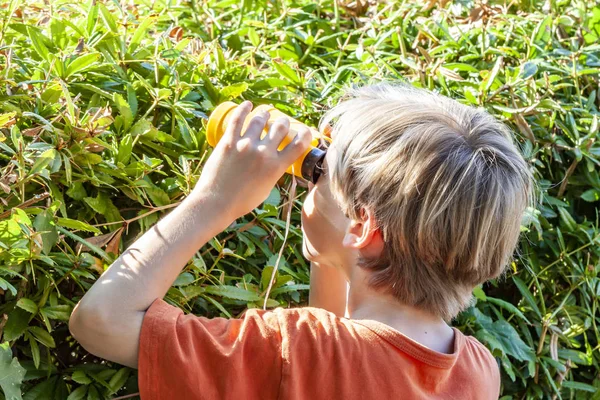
69,83,533,399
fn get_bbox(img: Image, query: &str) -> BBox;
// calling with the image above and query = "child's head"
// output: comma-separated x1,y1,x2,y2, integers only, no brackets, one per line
301,82,534,321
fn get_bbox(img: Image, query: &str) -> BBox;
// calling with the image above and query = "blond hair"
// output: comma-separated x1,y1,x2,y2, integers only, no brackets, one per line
319,82,534,321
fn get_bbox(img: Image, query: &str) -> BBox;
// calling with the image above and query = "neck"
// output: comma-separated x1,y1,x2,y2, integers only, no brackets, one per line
346,266,455,353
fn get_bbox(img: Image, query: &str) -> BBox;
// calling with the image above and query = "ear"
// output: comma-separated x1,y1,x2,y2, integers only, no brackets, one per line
342,208,384,258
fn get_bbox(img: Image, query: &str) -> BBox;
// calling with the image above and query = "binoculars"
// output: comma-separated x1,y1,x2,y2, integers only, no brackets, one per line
206,101,331,184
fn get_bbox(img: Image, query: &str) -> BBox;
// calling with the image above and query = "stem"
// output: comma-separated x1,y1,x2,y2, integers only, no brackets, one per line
90,202,181,228
0,192,50,219
0,314,8,340
263,177,297,309
111,393,140,400
534,232,600,279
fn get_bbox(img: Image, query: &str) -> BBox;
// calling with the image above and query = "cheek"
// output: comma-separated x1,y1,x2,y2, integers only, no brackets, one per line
300,189,347,259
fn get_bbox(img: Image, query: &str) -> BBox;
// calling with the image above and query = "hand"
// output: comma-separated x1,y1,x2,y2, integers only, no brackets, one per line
193,101,312,220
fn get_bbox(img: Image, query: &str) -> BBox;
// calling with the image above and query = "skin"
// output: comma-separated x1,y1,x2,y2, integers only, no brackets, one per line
303,148,455,354
69,101,455,370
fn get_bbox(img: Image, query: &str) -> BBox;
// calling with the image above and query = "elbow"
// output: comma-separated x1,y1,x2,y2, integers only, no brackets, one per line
68,302,88,344
69,300,111,354
69,299,141,369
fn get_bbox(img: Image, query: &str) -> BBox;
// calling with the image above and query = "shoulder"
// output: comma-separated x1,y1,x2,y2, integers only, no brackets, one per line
268,306,345,331
148,302,342,338
457,330,501,384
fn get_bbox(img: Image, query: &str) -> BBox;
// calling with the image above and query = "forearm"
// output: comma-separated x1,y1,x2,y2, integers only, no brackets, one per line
69,192,232,366
308,262,348,317
81,193,231,312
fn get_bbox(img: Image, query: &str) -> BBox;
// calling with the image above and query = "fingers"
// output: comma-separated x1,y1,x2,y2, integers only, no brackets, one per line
242,110,270,142
222,101,252,144
279,127,312,165
266,117,290,149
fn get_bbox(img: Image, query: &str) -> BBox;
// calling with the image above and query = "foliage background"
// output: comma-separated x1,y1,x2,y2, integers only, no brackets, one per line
0,0,599,398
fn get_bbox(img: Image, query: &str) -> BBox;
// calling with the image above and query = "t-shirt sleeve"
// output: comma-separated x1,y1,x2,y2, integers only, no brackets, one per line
138,298,283,400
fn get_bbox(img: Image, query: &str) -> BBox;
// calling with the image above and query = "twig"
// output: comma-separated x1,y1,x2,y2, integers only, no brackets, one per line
534,321,549,384
263,177,297,309
0,313,8,340
91,202,181,227
112,393,140,400
0,192,50,219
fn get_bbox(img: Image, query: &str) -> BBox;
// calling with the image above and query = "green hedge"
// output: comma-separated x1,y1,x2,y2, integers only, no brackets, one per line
0,0,599,398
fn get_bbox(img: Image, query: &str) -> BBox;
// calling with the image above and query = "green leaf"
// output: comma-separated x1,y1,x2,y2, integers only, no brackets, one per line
261,266,276,291
144,184,170,207
203,285,261,301
475,317,535,362
108,367,129,394
41,305,72,321
0,112,16,128
220,82,249,100
130,118,158,137
175,115,195,148
56,227,111,262
116,134,134,165
16,298,38,315
173,272,195,287
0,278,17,297
3,308,32,341
66,53,100,77
71,370,92,385
201,295,232,317
33,210,58,255
485,297,530,324
269,284,310,296
533,15,552,45
66,182,88,201
86,384,101,400
512,276,541,318
23,376,58,400
263,187,281,207
98,3,118,33
0,342,26,400
0,218,22,247
273,61,301,85
60,81,76,123
83,192,121,221
127,84,138,117
561,380,598,392
12,208,31,226
482,57,502,94
26,26,50,61
581,189,600,202
129,17,155,54
66,385,87,400
183,285,205,300
28,326,56,348
558,349,593,366
86,4,99,35
520,62,538,79
29,334,40,370
113,93,133,133
56,218,101,234
472,285,487,301
557,207,576,231
30,149,57,175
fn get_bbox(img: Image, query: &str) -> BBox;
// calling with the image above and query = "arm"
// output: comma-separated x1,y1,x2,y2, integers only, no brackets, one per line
69,194,230,367
69,101,312,368
309,261,348,317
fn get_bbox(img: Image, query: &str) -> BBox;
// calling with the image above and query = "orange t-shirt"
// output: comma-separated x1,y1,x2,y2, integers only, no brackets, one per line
139,299,500,399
